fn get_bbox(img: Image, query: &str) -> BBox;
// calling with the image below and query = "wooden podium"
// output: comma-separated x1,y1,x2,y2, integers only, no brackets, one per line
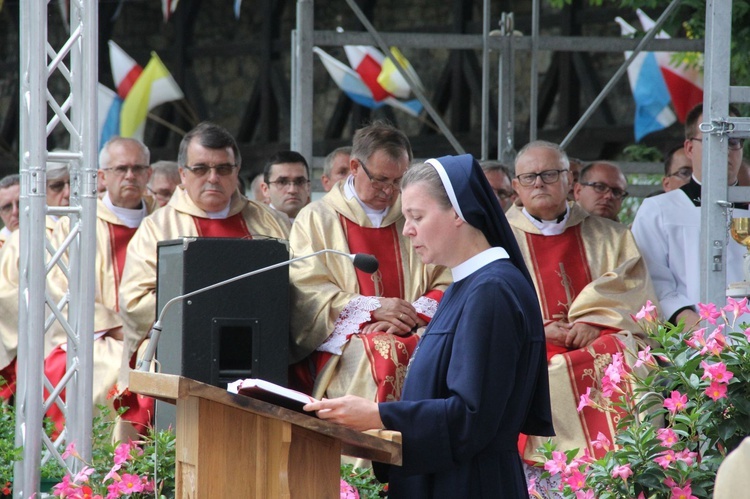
130,371,402,498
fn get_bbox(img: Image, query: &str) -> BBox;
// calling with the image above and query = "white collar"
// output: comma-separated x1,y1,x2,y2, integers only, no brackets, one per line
451,247,510,281
521,205,570,236
204,202,231,219
344,175,389,228
102,192,147,228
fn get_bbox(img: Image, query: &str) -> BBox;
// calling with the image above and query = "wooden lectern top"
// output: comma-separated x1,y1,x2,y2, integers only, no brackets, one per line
130,371,402,465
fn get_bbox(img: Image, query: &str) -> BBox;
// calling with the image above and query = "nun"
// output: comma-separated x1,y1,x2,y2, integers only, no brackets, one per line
304,154,554,498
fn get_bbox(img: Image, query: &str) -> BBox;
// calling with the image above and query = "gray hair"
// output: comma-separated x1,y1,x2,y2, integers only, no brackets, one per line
98,136,150,170
479,160,513,179
0,174,20,190
323,146,352,176
351,121,412,164
515,140,570,171
149,160,180,185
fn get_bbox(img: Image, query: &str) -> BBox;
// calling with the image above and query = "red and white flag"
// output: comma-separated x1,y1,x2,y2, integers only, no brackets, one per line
636,9,703,123
109,40,143,99
162,0,179,22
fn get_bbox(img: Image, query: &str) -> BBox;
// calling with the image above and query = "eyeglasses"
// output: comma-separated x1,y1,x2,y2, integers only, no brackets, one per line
101,165,151,176
689,137,745,151
515,169,567,187
266,177,310,189
356,159,402,192
147,186,175,200
47,180,70,193
666,166,693,180
0,200,18,216
493,189,514,201
579,181,629,200
183,164,238,177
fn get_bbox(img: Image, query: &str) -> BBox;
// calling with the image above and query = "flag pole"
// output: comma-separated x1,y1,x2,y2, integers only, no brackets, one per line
146,112,187,136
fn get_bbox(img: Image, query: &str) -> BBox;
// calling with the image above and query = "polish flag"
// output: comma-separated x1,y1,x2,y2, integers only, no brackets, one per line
636,9,703,123
109,41,143,99
162,0,179,22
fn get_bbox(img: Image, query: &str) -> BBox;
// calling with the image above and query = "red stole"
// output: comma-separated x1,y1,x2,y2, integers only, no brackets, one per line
525,226,594,358
107,223,138,310
341,216,404,298
193,213,252,238
341,216,419,402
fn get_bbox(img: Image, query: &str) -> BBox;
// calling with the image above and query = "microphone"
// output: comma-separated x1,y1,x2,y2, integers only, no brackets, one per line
136,248,378,372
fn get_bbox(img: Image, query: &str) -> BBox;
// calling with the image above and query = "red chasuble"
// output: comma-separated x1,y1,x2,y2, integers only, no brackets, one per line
341,216,420,402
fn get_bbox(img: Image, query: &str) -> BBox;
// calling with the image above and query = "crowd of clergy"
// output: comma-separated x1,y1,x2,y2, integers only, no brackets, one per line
0,102,747,493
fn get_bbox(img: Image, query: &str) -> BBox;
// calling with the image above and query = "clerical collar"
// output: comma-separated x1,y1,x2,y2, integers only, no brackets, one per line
521,204,570,236
680,176,702,207
344,175,389,228
679,175,746,209
103,192,147,228
204,202,231,219
452,247,510,282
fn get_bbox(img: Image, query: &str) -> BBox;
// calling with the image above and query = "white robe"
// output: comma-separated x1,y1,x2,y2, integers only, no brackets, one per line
632,189,749,320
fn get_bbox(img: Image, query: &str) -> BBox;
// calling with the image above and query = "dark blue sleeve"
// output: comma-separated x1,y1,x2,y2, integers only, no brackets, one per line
378,273,530,475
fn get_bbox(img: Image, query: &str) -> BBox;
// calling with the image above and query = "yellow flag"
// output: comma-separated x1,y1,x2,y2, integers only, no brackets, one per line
120,52,183,139
377,47,423,100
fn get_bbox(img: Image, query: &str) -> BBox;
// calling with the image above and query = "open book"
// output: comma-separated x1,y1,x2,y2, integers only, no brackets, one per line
227,378,318,413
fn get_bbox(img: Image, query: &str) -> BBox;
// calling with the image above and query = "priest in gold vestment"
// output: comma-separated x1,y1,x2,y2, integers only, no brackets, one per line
118,124,289,417
289,122,451,403
0,161,70,399
43,138,157,435
506,141,658,470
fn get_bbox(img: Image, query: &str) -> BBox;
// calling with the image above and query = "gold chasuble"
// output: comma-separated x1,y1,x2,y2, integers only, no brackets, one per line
289,181,452,403
506,203,658,462
0,217,58,400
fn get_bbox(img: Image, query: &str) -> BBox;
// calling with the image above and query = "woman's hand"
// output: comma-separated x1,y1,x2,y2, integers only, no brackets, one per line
303,395,383,432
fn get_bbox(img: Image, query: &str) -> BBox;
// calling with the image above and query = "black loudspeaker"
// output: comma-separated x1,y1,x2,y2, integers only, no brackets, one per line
155,238,289,390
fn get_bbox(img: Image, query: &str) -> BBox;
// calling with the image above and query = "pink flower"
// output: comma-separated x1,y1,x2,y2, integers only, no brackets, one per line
701,361,734,384
675,449,698,466
592,432,611,451
611,464,633,481
563,470,587,492
744,327,750,341
577,387,593,412
664,477,677,488
698,302,722,324
117,474,144,495
635,300,657,322
52,475,74,497
575,490,595,499
600,375,619,398
113,441,132,465
706,381,728,401
655,450,677,469
62,443,78,460
604,353,626,383
106,483,120,499
671,484,698,499
701,326,726,356
637,494,647,499
103,464,121,483
656,428,679,448
340,479,360,499
664,391,688,413
544,451,568,475
634,345,654,368
73,466,94,484
723,296,749,319
684,328,706,350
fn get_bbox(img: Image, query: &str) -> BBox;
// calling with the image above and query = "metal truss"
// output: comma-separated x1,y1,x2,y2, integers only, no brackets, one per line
15,0,98,496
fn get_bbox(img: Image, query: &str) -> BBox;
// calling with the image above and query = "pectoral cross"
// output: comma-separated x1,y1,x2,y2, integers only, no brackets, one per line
371,270,383,297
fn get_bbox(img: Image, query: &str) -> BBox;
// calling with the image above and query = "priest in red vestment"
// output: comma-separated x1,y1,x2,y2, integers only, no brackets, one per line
504,140,658,469
289,122,452,403
117,123,289,430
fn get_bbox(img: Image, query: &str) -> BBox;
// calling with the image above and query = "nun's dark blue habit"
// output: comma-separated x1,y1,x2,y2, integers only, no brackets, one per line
375,154,554,498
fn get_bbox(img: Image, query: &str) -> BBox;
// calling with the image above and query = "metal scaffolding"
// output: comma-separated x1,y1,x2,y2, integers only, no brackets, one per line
15,0,98,496
702,0,750,305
